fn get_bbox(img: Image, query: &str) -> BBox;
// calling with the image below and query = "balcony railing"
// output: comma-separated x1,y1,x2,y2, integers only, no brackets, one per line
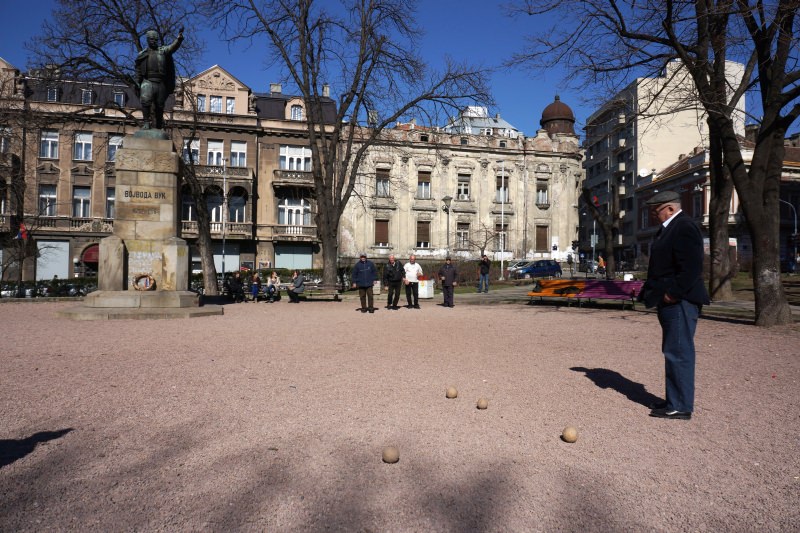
181,220,253,237
194,165,251,178
272,169,314,187
262,224,319,241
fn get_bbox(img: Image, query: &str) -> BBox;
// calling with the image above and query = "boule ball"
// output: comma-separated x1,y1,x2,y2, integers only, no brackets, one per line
382,446,400,463
445,386,458,399
561,426,578,443
476,397,489,410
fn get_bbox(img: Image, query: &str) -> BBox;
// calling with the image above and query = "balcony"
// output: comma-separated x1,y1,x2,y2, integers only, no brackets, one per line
273,169,314,188
181,220,253,238
194,165,251,179
263,224,319,242
69,218,114,233
614,161,626,174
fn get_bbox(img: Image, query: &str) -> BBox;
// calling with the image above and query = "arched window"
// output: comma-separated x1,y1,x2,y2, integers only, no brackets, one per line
206,187,223,223
290,105,304,121
181,187,196,221
228,187,248,223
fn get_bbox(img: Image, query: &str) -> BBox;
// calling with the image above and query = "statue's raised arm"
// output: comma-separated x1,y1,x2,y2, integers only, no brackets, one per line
135,28,184,130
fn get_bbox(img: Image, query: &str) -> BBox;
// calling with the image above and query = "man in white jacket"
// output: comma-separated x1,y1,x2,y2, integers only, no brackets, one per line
403,255,424,309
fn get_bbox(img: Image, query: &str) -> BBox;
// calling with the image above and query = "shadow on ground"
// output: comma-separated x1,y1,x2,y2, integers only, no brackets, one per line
0,428,73,468
570,367,661,408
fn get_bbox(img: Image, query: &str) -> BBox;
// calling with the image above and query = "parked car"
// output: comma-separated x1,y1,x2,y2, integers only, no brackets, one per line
514,260,562,279
506,260,532,277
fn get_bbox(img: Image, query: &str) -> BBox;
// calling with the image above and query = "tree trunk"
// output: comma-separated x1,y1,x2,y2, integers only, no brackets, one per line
194,191,219,295
318,208,341,287
707,122,734,301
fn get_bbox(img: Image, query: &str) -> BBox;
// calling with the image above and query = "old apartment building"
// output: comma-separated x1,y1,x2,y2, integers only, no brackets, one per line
1,55,583,282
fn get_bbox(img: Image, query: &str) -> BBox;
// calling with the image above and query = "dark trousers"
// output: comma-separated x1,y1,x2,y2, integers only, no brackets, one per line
442,285,454,307
287,289,301,302
405,282,419,307
386,281,402,306
358,286,374,311
658,299,699,412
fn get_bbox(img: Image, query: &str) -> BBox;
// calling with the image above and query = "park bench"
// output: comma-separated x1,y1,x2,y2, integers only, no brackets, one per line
527,279,586,305
301,284,342,301
575,280,644,309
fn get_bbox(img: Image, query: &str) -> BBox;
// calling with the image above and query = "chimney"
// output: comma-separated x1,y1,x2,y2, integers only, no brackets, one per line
270,83,282,94
322,84,330,97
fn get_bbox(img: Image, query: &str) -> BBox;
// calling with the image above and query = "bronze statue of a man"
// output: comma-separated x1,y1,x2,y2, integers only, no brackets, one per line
135,28,184,130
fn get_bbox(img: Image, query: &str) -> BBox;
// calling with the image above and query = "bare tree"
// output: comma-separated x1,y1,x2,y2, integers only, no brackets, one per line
25,0,225,294
211,0,491,285
513,0,800,326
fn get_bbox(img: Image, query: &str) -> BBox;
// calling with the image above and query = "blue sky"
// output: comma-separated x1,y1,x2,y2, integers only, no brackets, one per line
2,1,788,137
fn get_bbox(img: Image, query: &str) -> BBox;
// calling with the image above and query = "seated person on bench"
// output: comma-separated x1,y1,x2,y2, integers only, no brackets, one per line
265,271,281,303
287,270,305,303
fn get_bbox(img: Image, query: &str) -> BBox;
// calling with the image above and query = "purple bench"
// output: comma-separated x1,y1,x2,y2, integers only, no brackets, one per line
575,280,644,309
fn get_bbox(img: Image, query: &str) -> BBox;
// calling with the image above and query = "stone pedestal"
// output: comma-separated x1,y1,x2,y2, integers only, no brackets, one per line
59,132,222,320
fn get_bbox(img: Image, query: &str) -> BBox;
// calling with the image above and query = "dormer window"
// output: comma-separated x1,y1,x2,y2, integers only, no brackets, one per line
113,92,125,106
291,105,304,121
47,87,59,102
81,89,94,105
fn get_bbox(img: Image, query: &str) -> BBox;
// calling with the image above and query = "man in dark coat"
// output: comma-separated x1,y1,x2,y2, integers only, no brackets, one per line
438,257,458,308
477,255,491,293
640,190,710,420
351,253,378,313
135,28,184,129
382,254,405,309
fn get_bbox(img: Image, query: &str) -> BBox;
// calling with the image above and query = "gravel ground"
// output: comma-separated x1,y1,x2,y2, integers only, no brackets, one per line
1,296,798,532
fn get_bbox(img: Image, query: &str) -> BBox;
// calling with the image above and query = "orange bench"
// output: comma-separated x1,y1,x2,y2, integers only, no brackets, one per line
527,279,586,304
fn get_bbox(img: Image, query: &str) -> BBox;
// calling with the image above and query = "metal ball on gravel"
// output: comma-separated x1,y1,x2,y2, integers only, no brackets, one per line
382,446,400,463
476,397,488,409
445,387,458,399
561,426,578,443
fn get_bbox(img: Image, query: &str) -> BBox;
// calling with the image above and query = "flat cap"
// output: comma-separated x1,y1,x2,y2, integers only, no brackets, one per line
359,252,367,257
645,190,680,206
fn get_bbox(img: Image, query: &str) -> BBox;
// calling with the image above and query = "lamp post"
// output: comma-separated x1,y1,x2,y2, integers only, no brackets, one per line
497,160,505,280
441,195,453,255
582,211,597,276
221,158,228,276
779,198,798,268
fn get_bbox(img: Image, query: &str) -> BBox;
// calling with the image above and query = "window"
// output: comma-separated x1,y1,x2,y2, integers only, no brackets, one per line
536,181,549,205
113,91,125,106
420,134,429,142
73,132,92,161
279,145,312,171
39,184,57,216
481,128,492,136
499,140,507,148
457,174,471,200
39,130,59,159
207,140,223,166
107,135,123,162
73,186,91,218
496,175,509,203
226,97,235,114
460,137,468,145
0,127,10,154
375,220,389,246
376,169,390,197
208,189,223,223
229,141,247,167
182,139,199,164
182,192,196,221
81,89,94,105
456,223,470,249
229,190,246,223
640,206,650,229
278,197,311,226
417,171,431,199
106,187,115,218
210,95,222,113
196,94,206,112
535,225,549,252
416,220,430,248
496,223,508,251
692,193,704,218
290,105,304,120
47,87,59,102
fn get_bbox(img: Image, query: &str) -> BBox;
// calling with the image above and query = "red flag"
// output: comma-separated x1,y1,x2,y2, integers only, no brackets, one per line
15,222,28,240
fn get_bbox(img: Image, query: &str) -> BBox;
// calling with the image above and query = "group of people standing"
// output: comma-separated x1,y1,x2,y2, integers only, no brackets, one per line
351,253,459,313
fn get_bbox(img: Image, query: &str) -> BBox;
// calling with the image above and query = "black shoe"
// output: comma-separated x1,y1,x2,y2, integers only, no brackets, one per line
414,304,421,309
649,408,691,420
369,309,375,313
361,308,368,313
649,400,668,410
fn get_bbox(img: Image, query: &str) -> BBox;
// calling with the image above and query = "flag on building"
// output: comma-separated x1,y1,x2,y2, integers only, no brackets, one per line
15,222,28,240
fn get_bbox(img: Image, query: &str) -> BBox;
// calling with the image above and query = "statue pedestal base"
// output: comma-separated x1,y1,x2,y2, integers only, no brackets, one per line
58,291,223,320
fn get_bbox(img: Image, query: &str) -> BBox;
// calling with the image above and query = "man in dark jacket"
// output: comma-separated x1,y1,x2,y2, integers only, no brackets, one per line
477,255,491,293
438,257,458,308
382,254,405,309
227,271,244,303
640,191,710,420
351,253,378,313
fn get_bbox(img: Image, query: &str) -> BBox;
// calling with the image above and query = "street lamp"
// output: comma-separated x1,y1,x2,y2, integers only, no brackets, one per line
779,198,798,267
221,158,228,276
441,195,453,255
582,211,597,276
497,160,505,280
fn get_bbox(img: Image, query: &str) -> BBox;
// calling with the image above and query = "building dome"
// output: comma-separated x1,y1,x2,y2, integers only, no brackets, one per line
540,95,576,135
